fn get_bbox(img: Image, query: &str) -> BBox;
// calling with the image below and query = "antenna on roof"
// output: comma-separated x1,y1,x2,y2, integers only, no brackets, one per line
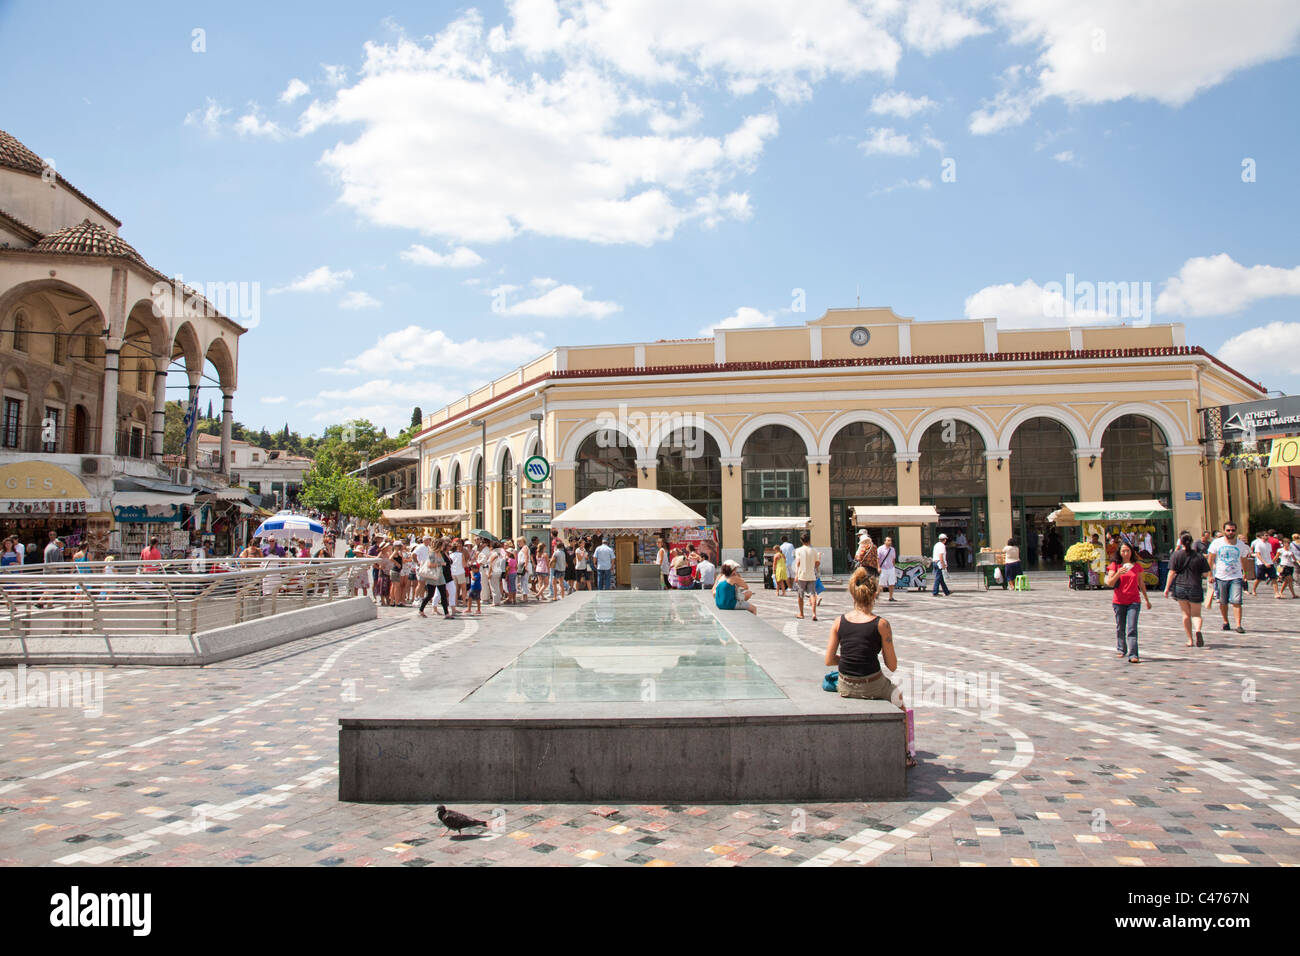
856,284,860,308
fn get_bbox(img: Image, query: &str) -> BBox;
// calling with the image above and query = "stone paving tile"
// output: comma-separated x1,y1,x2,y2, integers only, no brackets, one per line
1,577,1298,866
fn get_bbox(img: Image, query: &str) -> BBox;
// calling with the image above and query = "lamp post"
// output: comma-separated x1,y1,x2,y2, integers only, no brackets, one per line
470,418,486,531
529,411,544,458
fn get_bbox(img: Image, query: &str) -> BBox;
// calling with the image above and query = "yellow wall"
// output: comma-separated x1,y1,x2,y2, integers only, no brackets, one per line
726,328,810,363
1081,326,1174,349
566,345,637,370
910,321,986,355
820,323,901,360
998,330,1072,352
645,341,714,366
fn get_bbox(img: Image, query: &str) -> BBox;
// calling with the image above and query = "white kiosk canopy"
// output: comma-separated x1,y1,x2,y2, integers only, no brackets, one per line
851,505,941,527
741,516,812,531
550,488,706,531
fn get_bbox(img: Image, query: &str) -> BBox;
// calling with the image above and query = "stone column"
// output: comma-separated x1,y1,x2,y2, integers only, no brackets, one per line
151,368,167,460
985,449,1012,549
720,456,743,563
1169,447,1205,538
220,391,234,476
1075,447,1104,503
895,453,921,557
807,454,831,568
184,381,199,470
635,458,658,490
99,347,120,455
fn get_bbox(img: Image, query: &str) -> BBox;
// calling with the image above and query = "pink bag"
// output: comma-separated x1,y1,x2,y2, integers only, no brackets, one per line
905,708,916,757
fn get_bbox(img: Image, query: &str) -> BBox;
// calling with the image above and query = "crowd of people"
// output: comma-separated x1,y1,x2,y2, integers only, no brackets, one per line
339,529,620,618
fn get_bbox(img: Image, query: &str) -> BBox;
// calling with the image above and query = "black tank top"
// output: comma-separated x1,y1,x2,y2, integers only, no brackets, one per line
837,615,883,677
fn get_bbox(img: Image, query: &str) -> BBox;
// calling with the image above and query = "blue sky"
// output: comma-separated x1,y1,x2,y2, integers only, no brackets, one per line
3,0,1299,434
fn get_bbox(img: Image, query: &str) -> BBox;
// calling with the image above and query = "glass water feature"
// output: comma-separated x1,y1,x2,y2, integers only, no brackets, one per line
468,592,786,704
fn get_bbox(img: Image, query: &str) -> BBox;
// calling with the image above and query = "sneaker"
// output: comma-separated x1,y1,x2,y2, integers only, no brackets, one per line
1222,623,1231,631
1236,626,1245,634
1195,631,1203,647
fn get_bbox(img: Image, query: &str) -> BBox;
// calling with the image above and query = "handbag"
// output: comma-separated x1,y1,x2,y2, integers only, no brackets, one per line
814,575,825,594
821,670,839,692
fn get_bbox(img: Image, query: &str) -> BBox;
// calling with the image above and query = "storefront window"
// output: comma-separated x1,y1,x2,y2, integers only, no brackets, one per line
1010,418,1077,497
829,422,896,498
919,420,986,497
451,463,461,511
500,449,514,539
742,425,807,501
575,431,637,503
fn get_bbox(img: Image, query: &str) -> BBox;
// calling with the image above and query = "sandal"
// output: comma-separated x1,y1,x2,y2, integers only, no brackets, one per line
905,753,917,768
1128,657,1141,663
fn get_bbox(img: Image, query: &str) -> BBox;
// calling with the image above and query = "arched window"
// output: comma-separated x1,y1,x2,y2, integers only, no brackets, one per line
1101,415,1170,500
575,431,637,503
432,465,442,510
451,462,461,511
52,330,66,366
657,428,721,527
11,311,28,352
137,362,151,394
500,449,514,540
741,425,809,558
473,457,484,528
2,368,26,449
1010,418,1077,498
919,419,987,555
828,422,897,571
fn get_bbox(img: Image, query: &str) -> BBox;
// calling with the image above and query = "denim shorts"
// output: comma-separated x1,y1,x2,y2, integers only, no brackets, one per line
1215,577,1243,605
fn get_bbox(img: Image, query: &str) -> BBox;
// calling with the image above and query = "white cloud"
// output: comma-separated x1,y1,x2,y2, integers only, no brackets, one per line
498,284,620,319
270,266,354,295
321,63,349,86
902,0,990,54
234,109,285,139
965,279,1117,329
859,127,917,156
1156,254,1300,317
870,90,937,118
280,78,311,104
1052,149,1075,163
327,326,546,376
868,177,934,197
530,277,558,289
698,306,775,336
340,290,382,310
499,0,902,102
183,98,230,137
262,396,287,404
303,13,782,245
1217,323,1300,382
970,0,1300,131
399,244,485,269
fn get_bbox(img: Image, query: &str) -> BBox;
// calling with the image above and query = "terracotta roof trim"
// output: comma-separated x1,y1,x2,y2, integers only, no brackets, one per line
0,207,43,244
411,346,1265,445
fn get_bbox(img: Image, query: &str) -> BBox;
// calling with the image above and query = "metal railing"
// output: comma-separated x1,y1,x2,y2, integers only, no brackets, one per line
0,558,375,642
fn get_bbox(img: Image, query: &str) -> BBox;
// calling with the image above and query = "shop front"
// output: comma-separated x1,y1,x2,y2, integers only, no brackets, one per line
111,496,193,557
0,461,110,557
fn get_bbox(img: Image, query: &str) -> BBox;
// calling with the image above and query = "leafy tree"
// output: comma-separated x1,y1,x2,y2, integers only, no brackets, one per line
298,458,381,521
411,407,423,429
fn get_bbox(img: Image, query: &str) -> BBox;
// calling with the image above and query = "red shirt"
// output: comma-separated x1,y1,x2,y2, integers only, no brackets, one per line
1269,536,1282,558
1108,562,1142,604
140,546,162,571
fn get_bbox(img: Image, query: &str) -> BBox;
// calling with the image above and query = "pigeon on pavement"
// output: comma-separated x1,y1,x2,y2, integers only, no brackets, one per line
437,805,487,835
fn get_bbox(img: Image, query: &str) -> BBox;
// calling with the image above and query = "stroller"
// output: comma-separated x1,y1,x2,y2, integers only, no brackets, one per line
895,559,928,591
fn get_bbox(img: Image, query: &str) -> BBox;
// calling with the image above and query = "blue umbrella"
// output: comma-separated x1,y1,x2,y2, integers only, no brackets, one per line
254,512,325,541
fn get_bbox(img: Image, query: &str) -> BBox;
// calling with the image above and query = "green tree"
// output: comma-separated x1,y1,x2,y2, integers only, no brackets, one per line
410,406,423,429
163,401,187,456
298,459,381,521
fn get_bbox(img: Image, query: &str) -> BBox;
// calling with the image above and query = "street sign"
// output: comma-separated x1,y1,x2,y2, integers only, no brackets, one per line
1185,491,1202,501
523,455,550,484
1215,395,1300,439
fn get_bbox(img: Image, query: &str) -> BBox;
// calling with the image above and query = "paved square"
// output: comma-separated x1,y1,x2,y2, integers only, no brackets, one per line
2,575,1297,867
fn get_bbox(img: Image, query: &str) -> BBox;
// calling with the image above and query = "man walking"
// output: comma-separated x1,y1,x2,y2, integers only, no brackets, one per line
931,532,951,596
1208,522,1246,633
1250,528,1276,597
593,537,614,590
792,531,821,621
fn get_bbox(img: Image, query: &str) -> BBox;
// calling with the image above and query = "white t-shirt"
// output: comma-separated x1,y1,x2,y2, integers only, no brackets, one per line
1208,537,1244,580
450,551,465,576
793,545,819,581
932,541,947,567
878,546,896,572
696,559,716,586
414,543,430,567
1252,538,1273,566
1003,545,1020,562
517,546,532,572
1278,546,1296,569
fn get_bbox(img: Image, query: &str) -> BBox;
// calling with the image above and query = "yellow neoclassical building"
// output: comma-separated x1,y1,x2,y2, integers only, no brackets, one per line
412,307,1267,572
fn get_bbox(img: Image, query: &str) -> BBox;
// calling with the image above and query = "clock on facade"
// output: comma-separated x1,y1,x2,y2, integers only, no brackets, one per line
850,326,871,346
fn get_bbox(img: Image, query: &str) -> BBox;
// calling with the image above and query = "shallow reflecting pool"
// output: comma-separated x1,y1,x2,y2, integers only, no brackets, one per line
467,592,786,703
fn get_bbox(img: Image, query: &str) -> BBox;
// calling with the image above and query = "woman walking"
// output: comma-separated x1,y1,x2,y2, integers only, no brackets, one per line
824,567,916,768
418,541,453,619
534,544,549,601
575,539,590,591
1106,540,1151,663
772,545,789,597
1164,532,1209,646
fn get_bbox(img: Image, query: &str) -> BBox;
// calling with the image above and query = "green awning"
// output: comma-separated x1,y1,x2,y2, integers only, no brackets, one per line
1048,500,1170,525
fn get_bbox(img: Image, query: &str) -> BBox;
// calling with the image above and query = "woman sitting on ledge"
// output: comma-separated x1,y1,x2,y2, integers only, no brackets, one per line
713,561,757,615
825,566,915,768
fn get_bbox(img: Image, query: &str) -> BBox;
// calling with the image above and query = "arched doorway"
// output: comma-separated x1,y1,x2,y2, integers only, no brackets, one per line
473,457,484,529
450,462,462,512
72,404,89,454
1010,417,1078,567
499,449,514,540
829,422,897,573
575,431,637,503
656,428,722,528
1102,414,1173,555
919,420,987,566
741,424,808,563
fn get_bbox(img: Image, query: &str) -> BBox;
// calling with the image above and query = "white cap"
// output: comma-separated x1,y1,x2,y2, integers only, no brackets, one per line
939,533,948,540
